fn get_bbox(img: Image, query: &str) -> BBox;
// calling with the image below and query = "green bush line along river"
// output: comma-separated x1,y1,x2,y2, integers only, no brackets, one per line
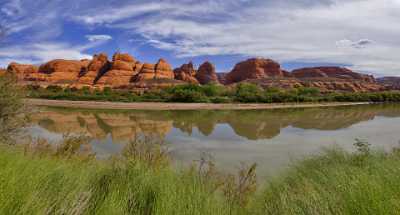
27,83,400,103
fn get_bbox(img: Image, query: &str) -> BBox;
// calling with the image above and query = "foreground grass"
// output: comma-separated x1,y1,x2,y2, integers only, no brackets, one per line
0,145,241,215
2,142,400,214
256,147,400,215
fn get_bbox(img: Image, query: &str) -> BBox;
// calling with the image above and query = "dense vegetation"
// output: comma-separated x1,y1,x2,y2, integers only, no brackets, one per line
27,83,400,103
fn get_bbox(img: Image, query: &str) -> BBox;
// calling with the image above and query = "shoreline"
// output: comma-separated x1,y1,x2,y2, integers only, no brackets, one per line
24,98,372,110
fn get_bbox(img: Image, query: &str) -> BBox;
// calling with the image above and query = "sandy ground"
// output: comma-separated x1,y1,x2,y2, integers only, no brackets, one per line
24,99,372,110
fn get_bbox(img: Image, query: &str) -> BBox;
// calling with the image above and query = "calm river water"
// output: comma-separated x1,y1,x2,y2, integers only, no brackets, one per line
27,104,400,177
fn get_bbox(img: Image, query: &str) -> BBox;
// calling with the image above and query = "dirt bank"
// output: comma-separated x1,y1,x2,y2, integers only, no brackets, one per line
24,99,372,110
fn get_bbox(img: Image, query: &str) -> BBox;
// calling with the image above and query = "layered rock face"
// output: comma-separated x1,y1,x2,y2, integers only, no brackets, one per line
243,75,383,92
136,63,156,81
289,67,382,92
377,77,400,90
78,53,110,85
135,59,174,82
225,58,287,84
37,59,88,84
195,62,219,85
95,53,138,87
174,62,199,84
155,59,174,79
223,59,384,92
292,67,375,83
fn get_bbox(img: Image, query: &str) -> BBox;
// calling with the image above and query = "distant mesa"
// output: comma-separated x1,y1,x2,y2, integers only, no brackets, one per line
377,77,400,90
4,52,397,92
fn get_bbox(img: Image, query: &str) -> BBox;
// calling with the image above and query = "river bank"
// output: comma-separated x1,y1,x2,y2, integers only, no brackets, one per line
24,99,372,110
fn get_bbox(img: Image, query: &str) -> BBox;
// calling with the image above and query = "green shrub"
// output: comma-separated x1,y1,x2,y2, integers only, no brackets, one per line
46,85,63,92
296,87,320,96
201,84,225,97
235,83,263,103
165,85,209,103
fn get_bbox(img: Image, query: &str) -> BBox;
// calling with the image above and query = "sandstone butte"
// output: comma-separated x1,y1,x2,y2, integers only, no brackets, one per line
4,53,396,92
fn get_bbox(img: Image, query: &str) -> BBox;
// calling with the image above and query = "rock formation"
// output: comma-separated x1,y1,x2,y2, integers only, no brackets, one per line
155,59,174,79
37,59,88,84
292,67,375,83
225,58,286,84
135,63,156,81
95,53,138,87
78,53,110,86
135,59,174,82
4,53,394,92
173,62,199,84
195,61,219,85
7,62,39,81
377,77,400,90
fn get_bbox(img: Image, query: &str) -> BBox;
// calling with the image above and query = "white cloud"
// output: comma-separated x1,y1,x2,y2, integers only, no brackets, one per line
1,0,400,76
0,42,97,67
336,39,374,49
84,0,400,76
85,34,112,42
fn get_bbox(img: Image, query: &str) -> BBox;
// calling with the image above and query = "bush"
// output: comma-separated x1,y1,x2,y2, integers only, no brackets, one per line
201,84,226,97
296,87,320,96
235,83,263,103
165,85,209,103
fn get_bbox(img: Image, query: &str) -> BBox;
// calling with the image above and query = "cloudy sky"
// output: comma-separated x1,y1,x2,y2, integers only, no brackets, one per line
0,0,399,76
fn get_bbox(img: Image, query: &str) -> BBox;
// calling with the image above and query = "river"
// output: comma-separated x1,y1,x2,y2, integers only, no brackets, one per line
26,104,400,178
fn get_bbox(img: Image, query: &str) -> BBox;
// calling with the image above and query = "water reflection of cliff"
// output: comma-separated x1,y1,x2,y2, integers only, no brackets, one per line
30,104,400,142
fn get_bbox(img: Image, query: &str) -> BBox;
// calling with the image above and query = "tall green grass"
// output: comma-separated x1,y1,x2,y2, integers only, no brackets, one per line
2,141,400,214
255,146,400,215
0,144,241,215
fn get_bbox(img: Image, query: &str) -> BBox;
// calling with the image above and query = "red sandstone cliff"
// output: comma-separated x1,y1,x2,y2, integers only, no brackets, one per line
4,54,391,92
292,67,375,83
225,58,288,84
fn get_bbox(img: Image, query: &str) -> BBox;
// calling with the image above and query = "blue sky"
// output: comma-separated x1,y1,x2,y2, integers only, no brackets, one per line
0,0,399,76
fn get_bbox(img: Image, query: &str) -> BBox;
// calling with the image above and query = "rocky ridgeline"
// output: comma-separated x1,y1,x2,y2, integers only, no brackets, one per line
377,77,400,90
4,53,395,92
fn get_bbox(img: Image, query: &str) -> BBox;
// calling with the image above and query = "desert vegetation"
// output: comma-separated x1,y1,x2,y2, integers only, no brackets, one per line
27,83,400,104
